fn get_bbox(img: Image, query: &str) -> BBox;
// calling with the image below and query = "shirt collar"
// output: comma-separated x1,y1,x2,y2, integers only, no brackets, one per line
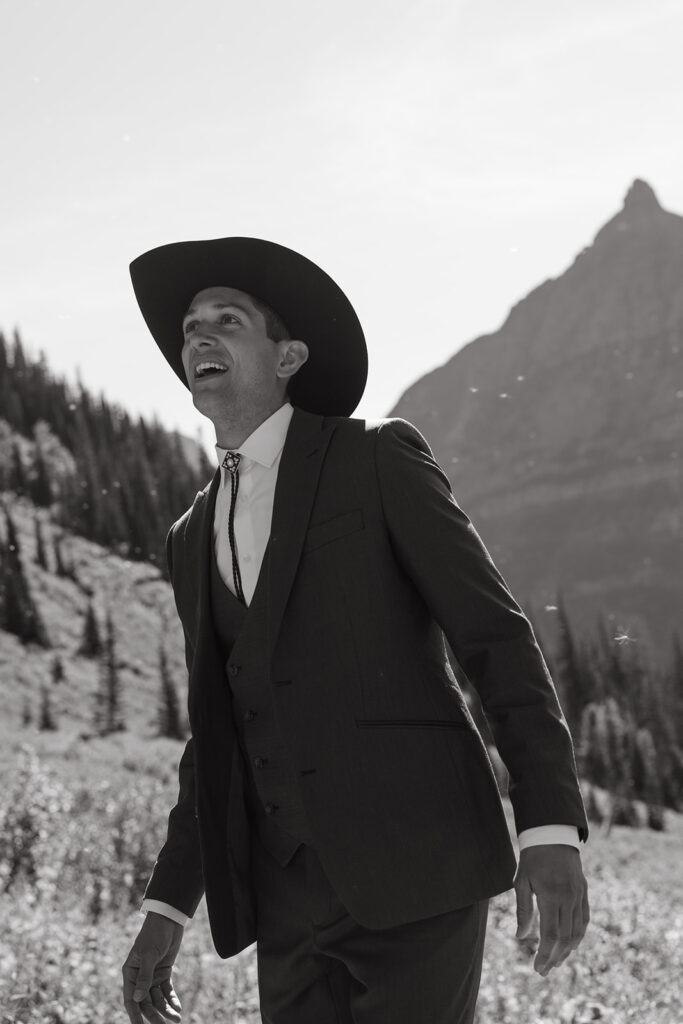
215,401,294,472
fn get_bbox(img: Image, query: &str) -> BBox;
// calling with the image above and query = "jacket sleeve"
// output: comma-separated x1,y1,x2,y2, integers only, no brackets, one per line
142,525,205,916
374,418,589,843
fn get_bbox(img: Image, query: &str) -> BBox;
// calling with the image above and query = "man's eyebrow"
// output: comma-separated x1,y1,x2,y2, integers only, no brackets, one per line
183,302,251,319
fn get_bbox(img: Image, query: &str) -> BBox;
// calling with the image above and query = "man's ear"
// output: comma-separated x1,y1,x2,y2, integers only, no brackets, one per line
277,340,309,380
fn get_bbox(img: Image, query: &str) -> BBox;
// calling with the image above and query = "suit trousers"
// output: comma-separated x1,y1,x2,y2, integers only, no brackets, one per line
250,825,489,1024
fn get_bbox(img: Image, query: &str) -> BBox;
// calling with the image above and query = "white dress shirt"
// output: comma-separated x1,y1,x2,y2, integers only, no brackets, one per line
141,401,580,926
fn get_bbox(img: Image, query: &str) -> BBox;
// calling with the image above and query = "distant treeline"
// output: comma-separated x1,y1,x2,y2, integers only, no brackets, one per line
0,328,213,574
455,596,683,832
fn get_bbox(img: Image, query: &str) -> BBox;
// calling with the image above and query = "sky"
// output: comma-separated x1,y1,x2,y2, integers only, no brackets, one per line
1,0,682,459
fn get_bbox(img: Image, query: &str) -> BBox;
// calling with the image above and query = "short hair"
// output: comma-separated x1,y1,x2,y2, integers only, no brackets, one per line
246,292,292,344
246,292,295,397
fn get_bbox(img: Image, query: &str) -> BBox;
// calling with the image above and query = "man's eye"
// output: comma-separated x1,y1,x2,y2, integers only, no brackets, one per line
183,313,239,334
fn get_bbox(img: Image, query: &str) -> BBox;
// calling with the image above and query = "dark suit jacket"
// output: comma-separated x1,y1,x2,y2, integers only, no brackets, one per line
144,407,589,957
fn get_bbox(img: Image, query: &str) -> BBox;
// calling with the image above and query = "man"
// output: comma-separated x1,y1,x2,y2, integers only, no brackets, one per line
122,236,589,1024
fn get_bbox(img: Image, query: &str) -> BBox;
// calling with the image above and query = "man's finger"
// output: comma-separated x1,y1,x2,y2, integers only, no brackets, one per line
573,883,588,943
136,994,173,1024
123,962,146,1024
150,984,181,1023
553,900,581,968
131,953,159,1005
556,879,589,966
124,991,167,1024
123,994,145,1024
541,896,581,975
160,979,182,1012
534,895,560,975
557,897,581,966
515,872,534,939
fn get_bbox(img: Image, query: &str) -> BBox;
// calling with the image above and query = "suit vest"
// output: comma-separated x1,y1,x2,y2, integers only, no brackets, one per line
208,531,313,867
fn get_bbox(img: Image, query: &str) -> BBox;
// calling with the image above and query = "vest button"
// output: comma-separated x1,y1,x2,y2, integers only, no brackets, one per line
253,756,268,768
243,709,257,721
264,803,278,815
228,664,241,676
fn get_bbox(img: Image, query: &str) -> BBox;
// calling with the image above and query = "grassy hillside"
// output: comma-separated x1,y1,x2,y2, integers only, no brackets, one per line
0,733,680,1024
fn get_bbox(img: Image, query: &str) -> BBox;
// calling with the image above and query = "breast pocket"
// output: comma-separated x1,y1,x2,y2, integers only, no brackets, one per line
303,508,365,553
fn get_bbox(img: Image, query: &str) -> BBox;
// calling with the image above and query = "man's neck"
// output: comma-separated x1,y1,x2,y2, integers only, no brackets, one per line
213,398,289,450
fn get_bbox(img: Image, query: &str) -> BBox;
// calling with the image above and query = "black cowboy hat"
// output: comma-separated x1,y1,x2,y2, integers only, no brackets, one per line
129,236,368,417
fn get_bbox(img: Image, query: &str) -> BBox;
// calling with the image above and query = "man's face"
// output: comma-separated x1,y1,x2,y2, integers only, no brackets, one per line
181,286,285,418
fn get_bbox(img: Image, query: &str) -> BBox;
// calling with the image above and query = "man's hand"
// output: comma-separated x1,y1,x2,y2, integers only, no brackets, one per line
122,912,185,1024
514,844,589,977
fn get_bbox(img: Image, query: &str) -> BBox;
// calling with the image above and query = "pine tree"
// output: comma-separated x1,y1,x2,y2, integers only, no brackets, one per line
34,515,48,570
21,696,32,728
618,639,656,732
12,328,27,375
30,440,53,507
1,562,25,636
605,697,634,790
4,567,51,646
53,534,77,581
0,525,50,647
633,727,664,831
53,535,67,577
158,640,183,740
600,629,631,709
9,442,28,496
79,599,102,658
554,592,594,738
38,685,57,731
577,702,611,790
94,609,124,736
3,504,21,556
51,655,64,685
668,632,683,749
604,697,639,831
584,632,608,704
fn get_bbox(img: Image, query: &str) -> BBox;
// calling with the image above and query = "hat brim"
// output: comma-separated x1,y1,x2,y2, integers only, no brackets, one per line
129,236,367,417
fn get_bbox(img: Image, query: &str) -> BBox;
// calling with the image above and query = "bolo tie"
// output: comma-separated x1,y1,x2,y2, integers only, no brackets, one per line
221,450,247,605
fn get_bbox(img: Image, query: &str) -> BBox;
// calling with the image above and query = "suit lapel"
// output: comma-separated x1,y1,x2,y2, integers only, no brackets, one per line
263,407,337,663
179,406,337,711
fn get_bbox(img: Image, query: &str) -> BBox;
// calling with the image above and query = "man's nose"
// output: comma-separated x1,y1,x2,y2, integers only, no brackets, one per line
187,327,217,348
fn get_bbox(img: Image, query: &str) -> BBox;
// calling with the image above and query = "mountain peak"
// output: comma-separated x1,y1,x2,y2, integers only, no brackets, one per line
591,178,666,248
622,178,661,214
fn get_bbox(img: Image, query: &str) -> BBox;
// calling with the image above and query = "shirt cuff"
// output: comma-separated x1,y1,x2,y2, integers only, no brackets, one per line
517,825,581,851
140,899,190,927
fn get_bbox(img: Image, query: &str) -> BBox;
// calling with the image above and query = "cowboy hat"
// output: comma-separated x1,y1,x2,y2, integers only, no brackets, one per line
129,236,368,416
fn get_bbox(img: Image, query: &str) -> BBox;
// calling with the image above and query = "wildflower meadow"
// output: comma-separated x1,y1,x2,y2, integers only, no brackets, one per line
0,733,681,1024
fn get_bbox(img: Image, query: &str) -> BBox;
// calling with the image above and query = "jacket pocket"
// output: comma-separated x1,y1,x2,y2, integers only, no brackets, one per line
355,718,469,729
304,508,364,553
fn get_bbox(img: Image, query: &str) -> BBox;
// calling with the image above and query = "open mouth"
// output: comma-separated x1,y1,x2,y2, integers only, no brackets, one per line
194,361,229,381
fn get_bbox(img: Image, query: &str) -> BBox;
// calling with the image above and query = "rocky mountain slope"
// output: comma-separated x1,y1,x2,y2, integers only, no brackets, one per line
390,180,683,659
0,494,187,750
